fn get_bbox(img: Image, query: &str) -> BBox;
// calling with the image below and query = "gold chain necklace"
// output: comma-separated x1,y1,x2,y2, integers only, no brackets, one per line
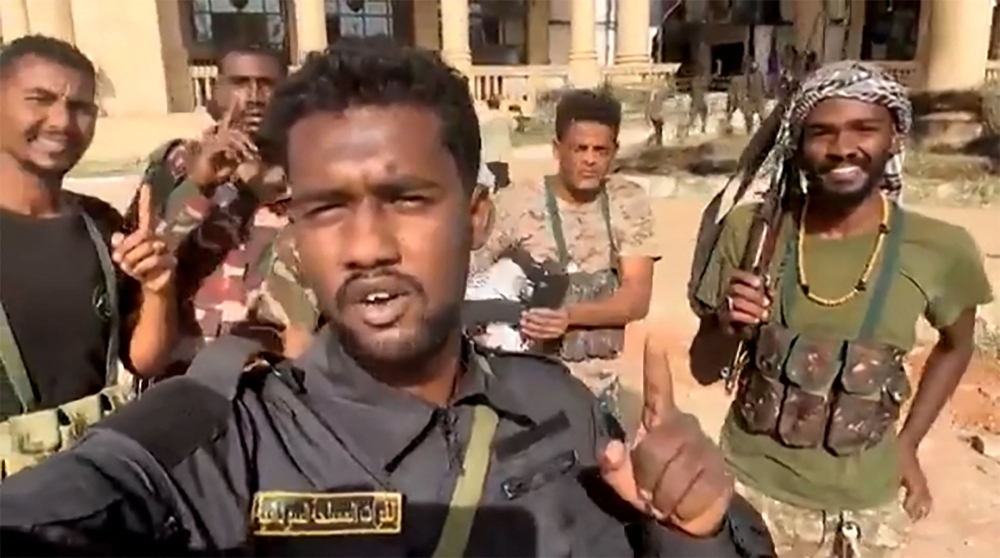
796,192,890,307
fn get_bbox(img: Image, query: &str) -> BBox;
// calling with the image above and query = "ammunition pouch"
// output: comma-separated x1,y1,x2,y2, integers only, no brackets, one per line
559,269,624,362
735,324,910,455
0,384,132,480
826,341,909,455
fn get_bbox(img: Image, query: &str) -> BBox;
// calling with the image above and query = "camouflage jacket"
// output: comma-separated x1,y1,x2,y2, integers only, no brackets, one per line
133,138,289,367
248,227,320,332
473,175,663,276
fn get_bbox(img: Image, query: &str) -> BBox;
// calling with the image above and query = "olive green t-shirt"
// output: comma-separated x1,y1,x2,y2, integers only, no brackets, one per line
695,203,993,511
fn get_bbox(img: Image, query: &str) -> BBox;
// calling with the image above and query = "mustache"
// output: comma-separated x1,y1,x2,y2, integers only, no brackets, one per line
334,269,426,306
25,123,77,144
816,154,872,175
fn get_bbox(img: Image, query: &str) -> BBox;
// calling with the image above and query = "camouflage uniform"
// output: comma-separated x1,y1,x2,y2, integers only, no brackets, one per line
476,176,662,428
746,68,767,132
725,74,748,134
681,74,710,139
735,481,909,558
136,137,289,374
248,227,320,332
645,79,674,146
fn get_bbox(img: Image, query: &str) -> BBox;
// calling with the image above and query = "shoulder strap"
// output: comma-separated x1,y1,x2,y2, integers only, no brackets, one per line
858,203,905,340
79,211,120,386
543,176,570,267
431,404,499,558
597,187,618,271
0,300,37,412
779,203,906,336
543,177,619,271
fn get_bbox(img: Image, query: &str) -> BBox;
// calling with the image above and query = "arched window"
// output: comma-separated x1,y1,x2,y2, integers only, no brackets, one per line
191,0,289,59
325,0,394,43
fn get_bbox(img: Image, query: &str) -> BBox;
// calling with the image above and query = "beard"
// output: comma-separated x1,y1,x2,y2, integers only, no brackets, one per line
803,153,891,211
327,279,462,382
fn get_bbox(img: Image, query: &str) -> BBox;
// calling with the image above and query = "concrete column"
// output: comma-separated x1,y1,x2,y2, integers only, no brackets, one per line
440,0,471,76
0,0,30,42
844,0,866,60
412,0,440,51
526,0,549,64
990,3,1000,59
294,0,328,65
569,0,600,87
69,0,194,115
615,0,651,65
924,0,993,92
792,0,824,57
25,0,74,42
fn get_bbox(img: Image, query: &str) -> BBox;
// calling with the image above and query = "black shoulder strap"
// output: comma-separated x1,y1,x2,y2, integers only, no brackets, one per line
97,335,281,471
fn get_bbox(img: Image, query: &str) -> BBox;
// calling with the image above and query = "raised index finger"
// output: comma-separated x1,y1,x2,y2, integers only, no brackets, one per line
220,100,240,130
136,183,156,233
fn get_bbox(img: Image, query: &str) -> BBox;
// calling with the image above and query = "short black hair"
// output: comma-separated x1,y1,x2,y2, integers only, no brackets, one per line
260,37,480,192
216,42,286,76
0,35,95,82
554,89,621,140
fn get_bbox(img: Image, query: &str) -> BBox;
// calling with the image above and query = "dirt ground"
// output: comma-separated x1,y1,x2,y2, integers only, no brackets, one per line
67,149,1000,557
510,155,1000,557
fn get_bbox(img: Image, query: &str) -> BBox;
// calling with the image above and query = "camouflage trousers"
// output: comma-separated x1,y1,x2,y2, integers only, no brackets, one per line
736,482,910,558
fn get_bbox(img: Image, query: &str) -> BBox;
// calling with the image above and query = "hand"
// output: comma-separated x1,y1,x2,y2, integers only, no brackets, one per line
600,409,733,537
900,445,932,521
718,270,771,335
111,184,175,295
189,103,260,189
519,307,570,341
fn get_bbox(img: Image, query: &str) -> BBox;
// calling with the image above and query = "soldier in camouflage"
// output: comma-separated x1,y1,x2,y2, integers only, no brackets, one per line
131,44,290,376
680,62,711,139
645,75,675,146
473,90,668,438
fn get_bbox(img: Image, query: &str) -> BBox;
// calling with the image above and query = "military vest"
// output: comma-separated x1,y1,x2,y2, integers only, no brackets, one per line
735,203,912,456
0,206,131,480
542,178,624,362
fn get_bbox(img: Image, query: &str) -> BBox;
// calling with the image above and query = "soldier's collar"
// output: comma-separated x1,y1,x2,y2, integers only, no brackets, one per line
307,328,534,422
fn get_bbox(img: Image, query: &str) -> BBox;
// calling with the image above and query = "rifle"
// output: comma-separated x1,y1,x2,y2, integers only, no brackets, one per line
720,160,792,394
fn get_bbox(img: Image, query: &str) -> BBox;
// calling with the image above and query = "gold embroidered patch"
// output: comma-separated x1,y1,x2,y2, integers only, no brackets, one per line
251,491,403,536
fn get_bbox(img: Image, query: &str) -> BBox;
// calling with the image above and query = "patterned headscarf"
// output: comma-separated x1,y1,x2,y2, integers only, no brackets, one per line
766,60,912,198
687,61,913,315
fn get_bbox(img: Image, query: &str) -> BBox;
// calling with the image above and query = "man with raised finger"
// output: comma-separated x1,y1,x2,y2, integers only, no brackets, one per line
0,36,176,476
690,61,993,557
130,42,290,376
0,40,772,557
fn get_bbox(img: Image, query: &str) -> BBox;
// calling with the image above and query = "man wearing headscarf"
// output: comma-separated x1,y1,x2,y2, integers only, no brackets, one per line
687,61,994,557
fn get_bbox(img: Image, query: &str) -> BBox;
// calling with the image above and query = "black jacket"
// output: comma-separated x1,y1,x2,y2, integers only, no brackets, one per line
0,331,773,557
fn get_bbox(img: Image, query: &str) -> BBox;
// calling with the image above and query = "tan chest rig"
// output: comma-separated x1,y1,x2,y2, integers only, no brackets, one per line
0,207,133,480
735,204,912,456
542,178,623,362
